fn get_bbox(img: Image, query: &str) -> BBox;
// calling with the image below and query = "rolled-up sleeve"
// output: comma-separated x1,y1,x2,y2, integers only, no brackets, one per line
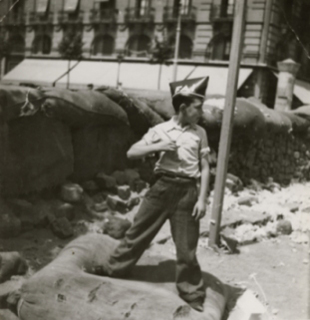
143,127,161,145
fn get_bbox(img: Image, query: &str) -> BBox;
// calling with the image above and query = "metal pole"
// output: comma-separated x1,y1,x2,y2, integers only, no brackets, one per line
209,0,247,246
172,6,181,81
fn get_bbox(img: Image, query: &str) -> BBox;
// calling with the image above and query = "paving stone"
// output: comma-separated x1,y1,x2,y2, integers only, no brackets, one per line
112,170,127,186
106,195,128,214
124,169,140,189
133,179,147,193
55,202,75,221
95,173,117,192
81,180,100,195
50,217,73,239
117,185,131,200
61,183,83,203
276,220,293,235
238,196,259,207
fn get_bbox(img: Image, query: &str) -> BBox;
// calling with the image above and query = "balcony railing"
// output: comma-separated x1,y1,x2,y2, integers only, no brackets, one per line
124,7,155,23
3,12,26,25
163,6,197,23
58,11,84,25
210,4,235,21
89,8,118,24
29,12,54,25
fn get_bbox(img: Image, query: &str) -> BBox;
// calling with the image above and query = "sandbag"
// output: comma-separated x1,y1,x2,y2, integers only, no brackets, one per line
232,98,266,136
248,97,292,133
96,87,164,135
41,88,129,127
0,85,45,122
201,98,266,139
291,105,310,121
1,112,73,195
282,112,309,133
16,234,231,320
71,125,134,181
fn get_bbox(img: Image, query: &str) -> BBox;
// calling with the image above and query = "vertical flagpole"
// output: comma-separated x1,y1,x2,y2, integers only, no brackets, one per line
208,0,247,246
172,6,181,81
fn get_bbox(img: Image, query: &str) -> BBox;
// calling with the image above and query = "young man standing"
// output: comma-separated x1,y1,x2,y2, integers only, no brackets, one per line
97,77,210,312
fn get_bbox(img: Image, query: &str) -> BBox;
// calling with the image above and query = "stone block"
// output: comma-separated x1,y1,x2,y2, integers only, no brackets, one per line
55,202,75,221
81,180,100,195
50,217,73,239
117,185,131,200
112,170,127,185
61,183,83,203
276,220,292,235
106,195,128,214
102,216,131,239
124,169,140,188
128,195,140,209
133,179,147,193
226,173,243,193
0,252,28,284
95,173,117,192
93,202,108,213
237,196,258,207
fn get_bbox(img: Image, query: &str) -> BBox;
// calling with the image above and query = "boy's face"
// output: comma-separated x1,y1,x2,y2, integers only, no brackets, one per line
181,98,204,125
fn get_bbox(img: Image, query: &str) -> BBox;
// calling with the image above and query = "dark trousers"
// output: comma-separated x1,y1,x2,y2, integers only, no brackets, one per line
107,176,205,303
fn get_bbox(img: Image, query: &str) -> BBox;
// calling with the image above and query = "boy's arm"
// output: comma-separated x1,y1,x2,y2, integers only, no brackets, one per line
127,139,177,160
192,157,210,221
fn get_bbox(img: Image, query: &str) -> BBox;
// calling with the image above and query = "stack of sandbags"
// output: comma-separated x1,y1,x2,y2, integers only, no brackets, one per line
0,85,74,195
13,233,233,320
95,87,164,135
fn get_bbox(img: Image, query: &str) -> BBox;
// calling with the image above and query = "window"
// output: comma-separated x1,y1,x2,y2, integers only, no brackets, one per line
207,33,231,61
220,0,235,17
94,0,115,11
172,0,192,16
126,34,151,57
32,35,51,54
170,34,193,59
135,0,151,17
92,35,115,56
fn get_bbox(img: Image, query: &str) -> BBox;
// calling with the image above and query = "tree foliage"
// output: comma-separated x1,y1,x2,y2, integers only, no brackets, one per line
149,37,174,65
58,32,83,60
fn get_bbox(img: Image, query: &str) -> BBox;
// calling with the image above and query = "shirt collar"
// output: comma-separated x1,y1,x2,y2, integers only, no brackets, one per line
167,116,197,132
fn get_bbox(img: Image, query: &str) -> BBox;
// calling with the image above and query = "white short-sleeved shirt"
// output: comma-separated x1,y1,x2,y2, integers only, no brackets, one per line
143,116,210,178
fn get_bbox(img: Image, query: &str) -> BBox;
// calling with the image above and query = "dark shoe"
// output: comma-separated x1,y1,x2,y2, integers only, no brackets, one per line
188,298,204,312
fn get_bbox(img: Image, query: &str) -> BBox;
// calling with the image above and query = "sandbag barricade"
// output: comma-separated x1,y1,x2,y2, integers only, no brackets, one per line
41,88,129,127
0,85,46,122
14,233,237,320
96,87,164,135
1,111,73,196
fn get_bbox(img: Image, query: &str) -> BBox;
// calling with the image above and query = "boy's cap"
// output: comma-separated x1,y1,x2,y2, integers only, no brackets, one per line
169,77,209,99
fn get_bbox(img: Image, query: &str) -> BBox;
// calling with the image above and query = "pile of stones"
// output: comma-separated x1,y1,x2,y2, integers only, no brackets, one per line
0,169,147,241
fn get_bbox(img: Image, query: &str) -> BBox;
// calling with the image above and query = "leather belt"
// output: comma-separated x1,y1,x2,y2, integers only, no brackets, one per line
156,171,196,182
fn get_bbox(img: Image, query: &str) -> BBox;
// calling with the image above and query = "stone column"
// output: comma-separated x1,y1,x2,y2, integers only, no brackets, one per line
274,58,300,111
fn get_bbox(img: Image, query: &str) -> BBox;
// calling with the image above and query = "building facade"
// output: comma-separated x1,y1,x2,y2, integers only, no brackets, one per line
0,0,310,107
